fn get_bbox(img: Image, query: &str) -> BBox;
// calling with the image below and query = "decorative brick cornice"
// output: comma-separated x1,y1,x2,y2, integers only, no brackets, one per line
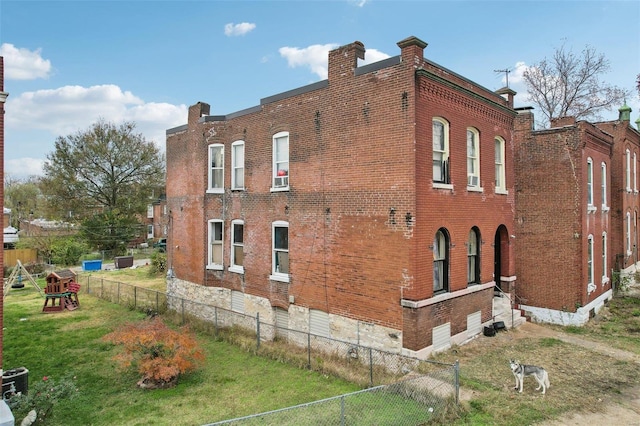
417,69,515,127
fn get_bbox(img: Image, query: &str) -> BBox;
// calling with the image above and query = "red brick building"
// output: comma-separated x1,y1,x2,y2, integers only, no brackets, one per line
595,106,640,274
144,194,167,243
166,36,517,357
514,111,615,324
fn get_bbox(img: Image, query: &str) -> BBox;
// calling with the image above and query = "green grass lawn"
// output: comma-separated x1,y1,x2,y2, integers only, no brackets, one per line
2,286,360,425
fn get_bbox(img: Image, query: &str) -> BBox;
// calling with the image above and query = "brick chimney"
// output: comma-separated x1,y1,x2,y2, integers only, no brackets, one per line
328,41,365,81
188,102,210,127
397,36,427,67
550,116,576,128
496,87,516,108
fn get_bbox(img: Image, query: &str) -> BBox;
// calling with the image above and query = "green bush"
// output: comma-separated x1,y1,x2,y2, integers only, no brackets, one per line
7,374,79,424
50,238,88,266
149,251,167,275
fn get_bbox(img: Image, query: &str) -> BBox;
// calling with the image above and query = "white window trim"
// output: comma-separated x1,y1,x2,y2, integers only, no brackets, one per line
270,220,290,282
147,204,154,218
207,219,224,270
229,219,244,274
626,149,631,193
432,117,450,186
601,232,609,285
587,234,596,294
466,128,480,189
601,162,609,211
271,131,290,192
634,152,638,193
587,157,594,208
207,144,225,194
494,136,507,194
231,140,245,191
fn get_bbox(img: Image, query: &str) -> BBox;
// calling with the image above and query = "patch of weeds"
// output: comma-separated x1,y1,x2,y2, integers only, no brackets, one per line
538,337,562,347
563,325,587,335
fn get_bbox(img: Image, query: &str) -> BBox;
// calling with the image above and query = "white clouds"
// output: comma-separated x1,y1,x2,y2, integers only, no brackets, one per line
0,43,52,80
224,22,256,37
6,84,186,141
5,158,46,180
4,84,188,178
279,43,391,80
279,44,339,79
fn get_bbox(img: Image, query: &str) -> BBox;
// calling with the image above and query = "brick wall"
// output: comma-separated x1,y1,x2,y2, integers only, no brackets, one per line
514,112,613,312
166,37,516,352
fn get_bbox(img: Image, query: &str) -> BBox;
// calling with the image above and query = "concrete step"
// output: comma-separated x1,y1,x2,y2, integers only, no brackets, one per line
492,296,526,329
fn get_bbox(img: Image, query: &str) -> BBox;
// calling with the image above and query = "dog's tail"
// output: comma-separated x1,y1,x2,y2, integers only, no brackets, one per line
544,370,550,388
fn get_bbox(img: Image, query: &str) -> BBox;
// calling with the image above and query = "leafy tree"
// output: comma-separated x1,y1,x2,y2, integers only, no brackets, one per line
4,177,43,228
40,120,165,252
104,317,205,389
522,44,629,126
79,210,141,256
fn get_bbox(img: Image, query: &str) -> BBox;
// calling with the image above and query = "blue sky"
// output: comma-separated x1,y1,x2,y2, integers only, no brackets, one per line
1,0,639,180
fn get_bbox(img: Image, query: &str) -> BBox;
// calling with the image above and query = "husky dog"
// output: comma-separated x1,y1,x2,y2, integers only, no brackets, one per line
510,359,550,394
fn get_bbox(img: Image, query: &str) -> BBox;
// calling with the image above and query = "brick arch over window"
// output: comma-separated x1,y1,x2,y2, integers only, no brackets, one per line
494,224,511,292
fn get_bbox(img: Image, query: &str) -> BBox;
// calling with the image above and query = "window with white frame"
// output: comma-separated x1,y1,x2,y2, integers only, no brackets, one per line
467,227,480,285
232,140,245,190
230,220,244,273
467,128,480,188
433,118,450,184
587,158,594,207
626,212,632,255
601,162,608,209
626,149,631,192
208,144,224,193
271,221,289,281
147,224,153,239
602,232,608,284
635,152,638,192
272,132,289,190
433,228,449,293
207,219,223,269
494,136,506,193
587,234,594,291
147,204,154,218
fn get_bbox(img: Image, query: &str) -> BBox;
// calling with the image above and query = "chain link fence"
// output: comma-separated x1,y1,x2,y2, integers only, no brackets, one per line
78,274,459,424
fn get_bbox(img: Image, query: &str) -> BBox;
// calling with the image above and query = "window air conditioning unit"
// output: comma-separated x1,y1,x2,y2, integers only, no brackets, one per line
274,176,289,187
468,175,479,187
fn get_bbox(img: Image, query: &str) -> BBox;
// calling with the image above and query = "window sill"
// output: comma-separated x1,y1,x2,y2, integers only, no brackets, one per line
432,182,453,190
467,186,483,193
587,283,596,294
495,189,508,195
601,205,610,212
206,264,224,271
206,189,224,194
269,273,290,283
601,276,610,285
228,266,244,274
231,187,245,192
270,186,290,193
587,205,597,213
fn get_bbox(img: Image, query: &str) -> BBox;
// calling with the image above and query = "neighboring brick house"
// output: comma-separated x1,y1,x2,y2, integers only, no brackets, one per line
513,108,626,325
144,194,168,242
594,105,640,273
166,36,517,358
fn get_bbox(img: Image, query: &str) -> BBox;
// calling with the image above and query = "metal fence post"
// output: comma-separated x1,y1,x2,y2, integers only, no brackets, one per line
117,281,120,304
256,313,260,350
307,333,311,369
455,360,460,405
369,348,374,386
134,286,137,309
214,307,218,336
181,298,185,325
340,395,346,426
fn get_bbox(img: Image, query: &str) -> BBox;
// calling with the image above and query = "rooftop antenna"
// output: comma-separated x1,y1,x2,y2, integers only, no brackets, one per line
494,68,511,88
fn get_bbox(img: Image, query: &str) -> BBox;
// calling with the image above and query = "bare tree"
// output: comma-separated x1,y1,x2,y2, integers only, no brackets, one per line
636,73,640,98
522,44,629,125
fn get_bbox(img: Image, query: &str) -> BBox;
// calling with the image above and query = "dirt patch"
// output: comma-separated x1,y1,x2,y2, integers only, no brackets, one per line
454,321,640,424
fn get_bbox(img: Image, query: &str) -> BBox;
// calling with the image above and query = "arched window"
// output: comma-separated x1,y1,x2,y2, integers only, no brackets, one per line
468,227,480,285
433,228,450,293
